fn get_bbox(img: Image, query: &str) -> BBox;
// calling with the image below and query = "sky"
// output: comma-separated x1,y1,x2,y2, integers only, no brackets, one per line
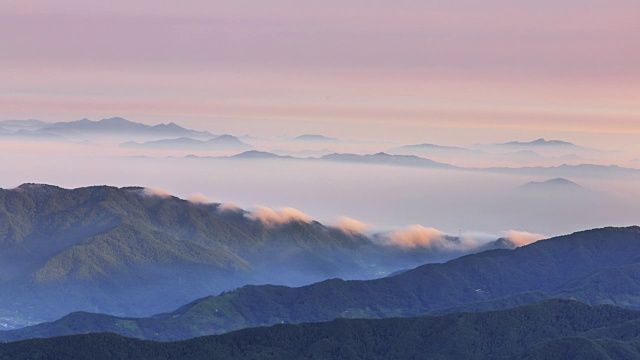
1,0,639,146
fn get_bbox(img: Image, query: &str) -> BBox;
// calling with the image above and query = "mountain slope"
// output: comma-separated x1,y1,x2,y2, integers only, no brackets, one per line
0,183,499,327
0,184,384,323
3,226,640,342
4,300,640,360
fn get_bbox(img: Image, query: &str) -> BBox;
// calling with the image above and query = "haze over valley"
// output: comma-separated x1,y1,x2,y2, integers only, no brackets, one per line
1,118,639,237
2,1,639,357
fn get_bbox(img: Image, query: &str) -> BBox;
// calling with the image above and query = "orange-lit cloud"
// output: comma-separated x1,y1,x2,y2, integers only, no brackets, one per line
504,230,547,247
217,202,241,213
187,193,211,204
247,206,312,226
384,225,447,249
143,187,172,198
333,216,371,235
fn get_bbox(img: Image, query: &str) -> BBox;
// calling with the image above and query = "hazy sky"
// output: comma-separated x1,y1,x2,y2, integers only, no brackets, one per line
1,0,639,145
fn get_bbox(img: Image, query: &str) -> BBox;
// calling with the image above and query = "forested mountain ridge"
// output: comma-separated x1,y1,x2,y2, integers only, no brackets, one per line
2,226,640,342
0,183,387,324
4,300,640,360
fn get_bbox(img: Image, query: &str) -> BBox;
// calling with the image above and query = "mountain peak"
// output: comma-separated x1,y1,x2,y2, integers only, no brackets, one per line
215,134,239,141
231,150,285,159
294,134,341,142
153,122,184,130
502,138,576,147
99,117,131,124
519,178,585,191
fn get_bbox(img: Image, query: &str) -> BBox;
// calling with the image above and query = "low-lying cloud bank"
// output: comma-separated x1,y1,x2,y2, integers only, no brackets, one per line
187,193,211,204
378,225,547,251
143,187,172,198
503,230,547,247
384,225,447,249
144,187,547,250
333,216,371,235
246,206,313,226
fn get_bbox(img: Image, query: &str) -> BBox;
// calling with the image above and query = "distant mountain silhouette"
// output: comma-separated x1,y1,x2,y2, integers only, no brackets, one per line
181,151,638,179
320,152,457,169
120,135,251,151
230,150,292,159
271,148,335,157
0,119,49,132
294,134,342,142
518,178,585,191
388,143,484,156
501,138,576,147
42,117,214,139
484,163,640,179
475,138,605,154
388,142,592,165
0,129,68,142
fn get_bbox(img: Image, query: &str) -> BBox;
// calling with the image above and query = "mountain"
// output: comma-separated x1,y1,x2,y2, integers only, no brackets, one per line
230,150,291,159
294,134,342,142
387,143,591,166
0,184,373,325
320,152,457,169
483,163,640,179
0,129,69,142
475,138,605,155
119,135,252,151
388,143,485,157
0,119,49,132
42,117,215,139
0,184,494,327
178,151,634,179
270,148,334,157
501,138,577,147
518,178,585,191
4,226,640,342
4,300,640,359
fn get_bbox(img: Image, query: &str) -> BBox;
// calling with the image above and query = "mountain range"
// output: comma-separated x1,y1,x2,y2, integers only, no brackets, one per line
0,184,507,328
182,150,640,179
120,135,252,151
0,118,215,142
475,138,604,153
320,152,457,169
4,299,640,359
293,134,342,143
518,178,586,192
2,226,640,342
387,142,595,167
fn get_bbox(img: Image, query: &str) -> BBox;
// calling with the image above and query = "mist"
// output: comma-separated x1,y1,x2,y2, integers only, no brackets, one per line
1,140,639,237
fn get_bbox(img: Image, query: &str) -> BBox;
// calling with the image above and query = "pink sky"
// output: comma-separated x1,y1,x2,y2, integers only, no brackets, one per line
1,0,639,145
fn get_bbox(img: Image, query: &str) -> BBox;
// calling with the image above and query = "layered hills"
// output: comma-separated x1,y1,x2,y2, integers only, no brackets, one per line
3,300,640,359
3,226,640,342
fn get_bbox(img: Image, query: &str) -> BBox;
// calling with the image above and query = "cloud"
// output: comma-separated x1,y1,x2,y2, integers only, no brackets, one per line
187,193,211,204
504,230,546,247
333,216,371,235
247,206,312,226
187,194,241,213
383,225,447,249
217,202,241,213
143,187,172,198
